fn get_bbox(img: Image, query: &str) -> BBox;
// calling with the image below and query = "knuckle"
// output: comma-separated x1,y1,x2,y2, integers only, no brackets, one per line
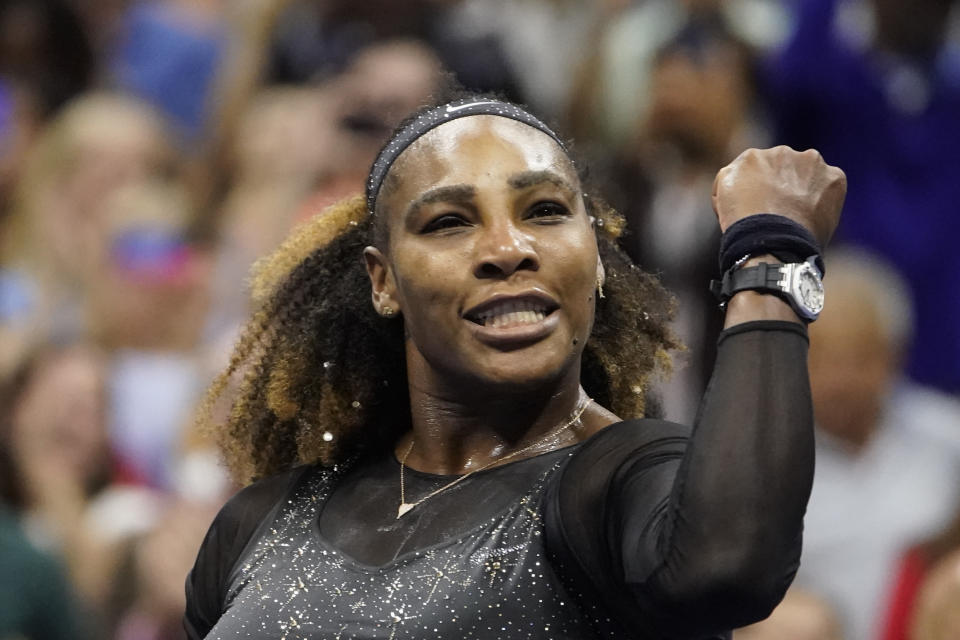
728,149,751,165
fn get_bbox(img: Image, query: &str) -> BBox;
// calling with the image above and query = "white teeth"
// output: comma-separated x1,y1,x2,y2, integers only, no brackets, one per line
479,304,548,328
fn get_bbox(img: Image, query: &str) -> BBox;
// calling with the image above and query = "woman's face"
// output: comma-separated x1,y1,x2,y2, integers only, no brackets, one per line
10,348,109,486
366,116,600,389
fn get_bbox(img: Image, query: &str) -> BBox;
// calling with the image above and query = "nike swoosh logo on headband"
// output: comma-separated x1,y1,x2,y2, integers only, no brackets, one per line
445,101,500,113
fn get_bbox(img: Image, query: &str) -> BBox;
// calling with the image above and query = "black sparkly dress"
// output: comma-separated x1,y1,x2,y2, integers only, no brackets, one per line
185,322,812,639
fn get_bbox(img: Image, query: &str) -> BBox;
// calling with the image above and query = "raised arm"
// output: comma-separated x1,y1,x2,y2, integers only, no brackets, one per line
546,147,846,637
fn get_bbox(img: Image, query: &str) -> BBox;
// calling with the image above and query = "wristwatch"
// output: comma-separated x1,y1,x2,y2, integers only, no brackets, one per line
711,257,825,321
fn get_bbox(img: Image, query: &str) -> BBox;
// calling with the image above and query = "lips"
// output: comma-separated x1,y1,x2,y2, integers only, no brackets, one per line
462,293,560,348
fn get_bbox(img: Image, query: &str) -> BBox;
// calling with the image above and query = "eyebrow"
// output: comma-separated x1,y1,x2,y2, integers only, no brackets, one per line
404,170,577,220
405,184,476,220
507,170,576,194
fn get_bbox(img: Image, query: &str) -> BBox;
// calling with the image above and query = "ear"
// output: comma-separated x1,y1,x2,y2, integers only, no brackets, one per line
363,246,400,316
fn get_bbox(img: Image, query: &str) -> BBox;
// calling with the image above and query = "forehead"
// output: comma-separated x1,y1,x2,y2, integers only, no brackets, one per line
380,116,578,214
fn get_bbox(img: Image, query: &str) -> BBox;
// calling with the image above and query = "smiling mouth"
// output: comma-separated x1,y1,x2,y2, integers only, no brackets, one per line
465,299,556,328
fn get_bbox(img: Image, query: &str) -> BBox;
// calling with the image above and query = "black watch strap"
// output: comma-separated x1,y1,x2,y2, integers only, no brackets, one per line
710,262,786,302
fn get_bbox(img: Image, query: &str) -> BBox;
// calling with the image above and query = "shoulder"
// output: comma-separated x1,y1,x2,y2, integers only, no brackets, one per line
194,465,313,578
215,466,311,536
551,418,691,502
203,464,326,570
575,417,691,458
184,465,315,638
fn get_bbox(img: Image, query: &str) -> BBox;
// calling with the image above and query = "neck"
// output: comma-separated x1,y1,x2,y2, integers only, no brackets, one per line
400,366,589,475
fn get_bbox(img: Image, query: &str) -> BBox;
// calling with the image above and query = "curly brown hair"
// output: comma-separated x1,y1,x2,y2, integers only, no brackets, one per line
199,107,681,485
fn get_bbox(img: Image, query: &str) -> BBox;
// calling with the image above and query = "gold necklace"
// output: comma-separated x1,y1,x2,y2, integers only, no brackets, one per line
397,392,593,519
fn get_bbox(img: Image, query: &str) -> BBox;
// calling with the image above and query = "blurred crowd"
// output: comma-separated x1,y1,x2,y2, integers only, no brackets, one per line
0,0,958,639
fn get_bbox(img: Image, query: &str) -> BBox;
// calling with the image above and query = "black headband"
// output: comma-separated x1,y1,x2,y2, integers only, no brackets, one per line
365,98,567,213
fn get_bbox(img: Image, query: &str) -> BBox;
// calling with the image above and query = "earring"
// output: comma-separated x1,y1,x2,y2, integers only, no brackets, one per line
596,275,605,299
382,306,396,318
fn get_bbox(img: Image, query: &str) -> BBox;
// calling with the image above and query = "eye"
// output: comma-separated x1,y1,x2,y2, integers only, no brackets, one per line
526,201,570,222
422,213,470,233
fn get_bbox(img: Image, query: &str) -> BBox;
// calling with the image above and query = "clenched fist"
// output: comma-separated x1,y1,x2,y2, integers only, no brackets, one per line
712,146,846,249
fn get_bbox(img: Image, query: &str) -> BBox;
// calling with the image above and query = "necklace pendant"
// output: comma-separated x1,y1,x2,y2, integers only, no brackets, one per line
397,503,415,519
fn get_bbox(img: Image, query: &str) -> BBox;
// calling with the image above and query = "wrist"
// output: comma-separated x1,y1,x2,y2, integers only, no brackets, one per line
711,254,823,327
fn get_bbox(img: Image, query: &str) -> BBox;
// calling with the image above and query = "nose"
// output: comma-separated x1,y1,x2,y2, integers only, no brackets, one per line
473,220,539,279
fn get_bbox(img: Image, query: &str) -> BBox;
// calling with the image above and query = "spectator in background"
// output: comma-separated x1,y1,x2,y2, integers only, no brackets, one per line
882,500,960,639
0,93,177,377
796,248,960,640
563,0,788,151
86,178,212,489
765,0,960,393
203,85,330,336
0,342,161,631
266,0,521,100
604,9,767,422
445,0,600,122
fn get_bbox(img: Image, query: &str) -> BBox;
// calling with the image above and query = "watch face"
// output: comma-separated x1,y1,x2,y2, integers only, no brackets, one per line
794,264,825,315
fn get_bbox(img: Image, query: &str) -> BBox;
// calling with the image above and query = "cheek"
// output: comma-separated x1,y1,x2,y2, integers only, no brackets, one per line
544,244,599,333
393,251,464,318
554,236,599,291
563,267,597,318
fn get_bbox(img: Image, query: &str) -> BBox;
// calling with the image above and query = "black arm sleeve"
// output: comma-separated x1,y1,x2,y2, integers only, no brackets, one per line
183,467,308,639
546,321,813,638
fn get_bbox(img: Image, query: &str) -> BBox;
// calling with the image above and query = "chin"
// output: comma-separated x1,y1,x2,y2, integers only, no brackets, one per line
408,325,585,393
466,348,579,391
